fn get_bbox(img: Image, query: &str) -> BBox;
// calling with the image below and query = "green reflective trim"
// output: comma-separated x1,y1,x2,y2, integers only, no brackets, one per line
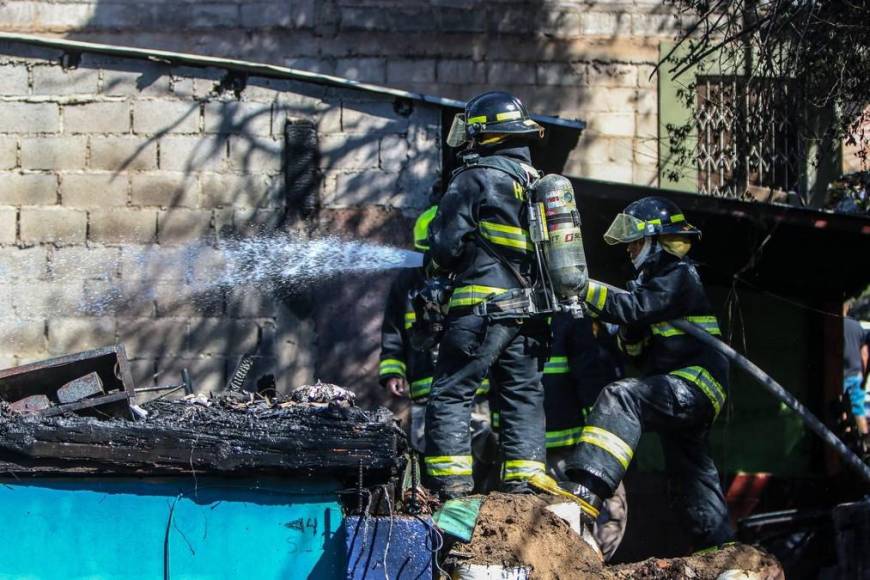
414,205,438,251
546,425,583,448
404,311,416,330
619,336,644,356
543,355,570,374
670,213,686,223
475,377,490,396
479,220,532,252
425,455,473,477
651,316,721,337
448,284,508,308
584,281,608,310
579,426,633,470
467,115,487,125
491,411,501,429
670,366,726,417
495,110,522,122
378,358,406,377
502,459,546,482
410,377,432,399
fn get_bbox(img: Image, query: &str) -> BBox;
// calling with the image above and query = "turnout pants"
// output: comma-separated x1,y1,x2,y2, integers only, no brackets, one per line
425,314,546,496
567,374,733,548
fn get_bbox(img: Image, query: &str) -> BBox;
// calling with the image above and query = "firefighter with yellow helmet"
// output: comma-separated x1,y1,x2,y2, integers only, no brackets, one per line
565,196,735,551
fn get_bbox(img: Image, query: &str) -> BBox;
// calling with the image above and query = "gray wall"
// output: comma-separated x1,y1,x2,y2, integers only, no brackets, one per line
0,41,439,404
0,0,685,186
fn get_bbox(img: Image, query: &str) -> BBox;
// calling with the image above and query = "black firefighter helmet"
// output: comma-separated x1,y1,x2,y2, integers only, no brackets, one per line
446,91,544,148
603,196,701,245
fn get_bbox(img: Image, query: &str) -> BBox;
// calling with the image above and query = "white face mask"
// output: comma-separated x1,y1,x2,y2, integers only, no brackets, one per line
631,238,657,270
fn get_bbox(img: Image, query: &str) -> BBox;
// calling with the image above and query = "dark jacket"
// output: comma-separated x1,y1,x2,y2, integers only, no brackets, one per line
428,145,540,313
378,268,436,400
584,251,729,398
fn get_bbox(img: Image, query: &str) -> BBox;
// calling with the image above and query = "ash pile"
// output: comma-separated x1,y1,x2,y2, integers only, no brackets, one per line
0,346,404,482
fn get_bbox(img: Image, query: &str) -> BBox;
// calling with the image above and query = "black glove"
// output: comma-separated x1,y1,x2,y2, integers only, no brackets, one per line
409,277,454,351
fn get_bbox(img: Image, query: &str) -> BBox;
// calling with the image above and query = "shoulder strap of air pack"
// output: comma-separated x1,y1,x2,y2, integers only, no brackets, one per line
450,154,540,196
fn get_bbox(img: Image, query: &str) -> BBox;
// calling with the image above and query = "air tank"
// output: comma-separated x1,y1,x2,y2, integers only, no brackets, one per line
531,175,588,300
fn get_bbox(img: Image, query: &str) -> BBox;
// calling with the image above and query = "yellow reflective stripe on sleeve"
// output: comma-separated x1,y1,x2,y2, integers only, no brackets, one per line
686,315,722,335
425,455,473,477
651,316,721,338
584,281,608,310
670,366,726,417
495,110,522,122
410,377,432,399
502,459,546,482
403,311,416,330
378,358,406,377
448,284,508,308
543,355,570,374
546,425,583,448
480,220,533,252
579,426,633,470
475,377,490,396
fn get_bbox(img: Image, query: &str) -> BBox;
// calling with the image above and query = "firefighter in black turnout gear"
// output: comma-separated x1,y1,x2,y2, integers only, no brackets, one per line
566,196,735,551
424,91,549,498
379,206,492,457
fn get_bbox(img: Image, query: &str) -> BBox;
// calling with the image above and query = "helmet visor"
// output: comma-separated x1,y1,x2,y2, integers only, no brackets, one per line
446,114,467,148
603,213,647,245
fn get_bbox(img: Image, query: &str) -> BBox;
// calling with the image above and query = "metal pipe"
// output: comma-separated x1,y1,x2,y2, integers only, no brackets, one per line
0,32,585,131
594,279,870,486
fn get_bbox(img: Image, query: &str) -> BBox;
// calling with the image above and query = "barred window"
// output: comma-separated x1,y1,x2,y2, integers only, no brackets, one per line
694,76,804,199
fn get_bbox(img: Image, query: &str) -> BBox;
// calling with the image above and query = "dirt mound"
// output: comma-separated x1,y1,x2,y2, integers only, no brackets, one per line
452,492,603,578
610,544,785,580
449,493,784,580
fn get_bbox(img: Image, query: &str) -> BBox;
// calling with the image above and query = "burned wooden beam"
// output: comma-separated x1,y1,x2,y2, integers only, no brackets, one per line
0,393,405,482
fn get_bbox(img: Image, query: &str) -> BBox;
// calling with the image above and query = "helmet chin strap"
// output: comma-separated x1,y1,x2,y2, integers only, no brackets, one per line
631,237,658,270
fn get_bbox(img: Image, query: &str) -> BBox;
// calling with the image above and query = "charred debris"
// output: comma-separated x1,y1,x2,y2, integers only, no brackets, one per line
0,346,405,494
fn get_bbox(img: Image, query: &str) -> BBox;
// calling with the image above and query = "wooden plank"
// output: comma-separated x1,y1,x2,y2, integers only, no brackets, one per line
0,398,404,478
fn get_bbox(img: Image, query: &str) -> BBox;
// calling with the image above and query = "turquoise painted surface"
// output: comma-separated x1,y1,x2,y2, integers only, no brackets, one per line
0,477,345,580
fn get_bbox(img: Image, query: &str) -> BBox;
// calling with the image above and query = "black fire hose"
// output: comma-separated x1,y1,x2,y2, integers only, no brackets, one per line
595,280,870,486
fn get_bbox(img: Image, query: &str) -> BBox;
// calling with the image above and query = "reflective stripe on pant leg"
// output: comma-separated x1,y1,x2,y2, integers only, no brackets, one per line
546,425,583,449
579,426,634,470
670,366,726,417
502,459,546,482
425,455,473,477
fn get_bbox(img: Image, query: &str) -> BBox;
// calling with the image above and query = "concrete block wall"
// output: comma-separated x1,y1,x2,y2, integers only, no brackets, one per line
0,41,439,400
0,0,684,188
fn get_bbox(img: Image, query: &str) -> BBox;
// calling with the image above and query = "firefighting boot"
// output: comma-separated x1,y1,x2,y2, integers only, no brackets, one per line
527,473,604,560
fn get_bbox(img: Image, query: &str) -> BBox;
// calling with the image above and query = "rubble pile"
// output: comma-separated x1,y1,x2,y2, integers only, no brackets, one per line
0,383,404,478
451,493,785,580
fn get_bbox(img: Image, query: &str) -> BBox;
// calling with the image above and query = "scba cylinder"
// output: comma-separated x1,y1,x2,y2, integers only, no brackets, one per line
532,175,588,300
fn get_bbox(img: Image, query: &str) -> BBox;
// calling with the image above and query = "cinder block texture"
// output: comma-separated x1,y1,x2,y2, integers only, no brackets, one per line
61,173,128,208
89,209,157,243
0,103,60,133
20,207,87,244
